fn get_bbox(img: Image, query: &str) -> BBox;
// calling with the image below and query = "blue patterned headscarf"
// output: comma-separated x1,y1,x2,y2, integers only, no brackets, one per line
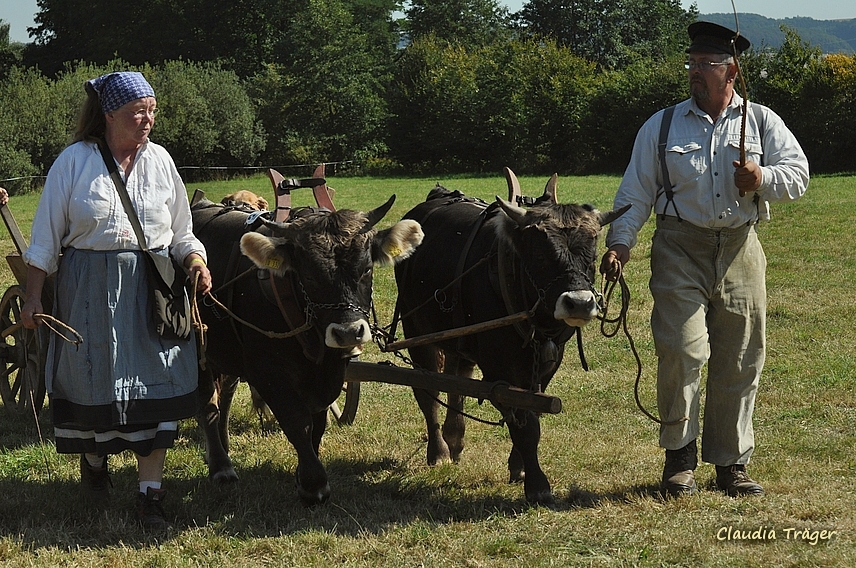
85,72,155,114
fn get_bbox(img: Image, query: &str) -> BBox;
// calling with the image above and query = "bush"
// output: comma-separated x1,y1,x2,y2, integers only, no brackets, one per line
0,66,70,193
146,61,266,172
248,0,391,168
388,37,602,174
0,60,266,185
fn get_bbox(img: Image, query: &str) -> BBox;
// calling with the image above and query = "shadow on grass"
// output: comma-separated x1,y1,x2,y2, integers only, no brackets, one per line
563,482,668,508
0,452,649,550
0,410,668,550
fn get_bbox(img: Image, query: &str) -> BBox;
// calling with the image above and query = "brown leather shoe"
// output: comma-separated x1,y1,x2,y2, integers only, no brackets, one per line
80,454,111,503
661,440,698,497
716,464,765,497
136,488,171,531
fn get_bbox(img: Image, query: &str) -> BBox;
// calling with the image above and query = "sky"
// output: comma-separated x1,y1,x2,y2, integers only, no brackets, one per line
2,0,854,44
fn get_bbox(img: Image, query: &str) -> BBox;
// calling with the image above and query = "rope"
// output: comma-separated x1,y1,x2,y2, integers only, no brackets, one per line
598,262,688,426
34,314,83,346
190,272,209,370
202,289,312,339
18,313,81,482
28,386,52,482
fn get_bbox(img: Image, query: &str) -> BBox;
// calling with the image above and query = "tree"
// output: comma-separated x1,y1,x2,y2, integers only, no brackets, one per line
405,0,512,45
24,0,294,78
388,36,602,173
249,0,391,166
0,20,23,80
514,0,695,69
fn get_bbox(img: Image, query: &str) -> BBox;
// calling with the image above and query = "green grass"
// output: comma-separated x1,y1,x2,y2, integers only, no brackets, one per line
0,173,853,567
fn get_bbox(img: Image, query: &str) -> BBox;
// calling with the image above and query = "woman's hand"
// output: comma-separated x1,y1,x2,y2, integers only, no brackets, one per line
185,254,212,294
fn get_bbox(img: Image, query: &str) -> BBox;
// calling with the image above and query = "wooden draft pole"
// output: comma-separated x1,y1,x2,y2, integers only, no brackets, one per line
345,361,562,415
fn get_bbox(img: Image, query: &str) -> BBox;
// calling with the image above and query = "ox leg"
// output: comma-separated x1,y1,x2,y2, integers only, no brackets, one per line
441,354,471,463
217,374,240,453
505,408,554,506
508,447,525,484
311,409,327,456
258,388,331,506
196,369,239,483
409,346,453,465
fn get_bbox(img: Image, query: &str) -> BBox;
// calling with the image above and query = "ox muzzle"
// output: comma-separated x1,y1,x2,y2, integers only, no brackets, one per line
553,290,599,327
325,318,372,357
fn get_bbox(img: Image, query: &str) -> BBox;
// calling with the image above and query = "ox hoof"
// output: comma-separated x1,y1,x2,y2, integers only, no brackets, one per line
210,467,239,484
297,483,332,507
509,469,525,484
526,489,556,507
295,469,331,506
426,439,452,466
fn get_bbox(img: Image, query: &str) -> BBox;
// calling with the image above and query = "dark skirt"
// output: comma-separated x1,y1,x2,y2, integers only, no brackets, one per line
46,248,198,456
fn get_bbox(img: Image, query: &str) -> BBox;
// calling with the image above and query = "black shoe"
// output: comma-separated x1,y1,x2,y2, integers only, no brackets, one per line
80,454,111,502
136,487,170,530
716,464,765,497
661,440,698,497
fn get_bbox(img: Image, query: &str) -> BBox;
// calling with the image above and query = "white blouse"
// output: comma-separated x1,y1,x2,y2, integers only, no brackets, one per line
24,139,206,275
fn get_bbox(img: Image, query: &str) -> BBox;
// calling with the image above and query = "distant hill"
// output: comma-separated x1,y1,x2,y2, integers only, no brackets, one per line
700,13,856,54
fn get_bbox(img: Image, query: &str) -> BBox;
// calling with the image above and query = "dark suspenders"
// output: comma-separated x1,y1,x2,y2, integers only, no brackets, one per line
656,102,765,223
657,105,680,221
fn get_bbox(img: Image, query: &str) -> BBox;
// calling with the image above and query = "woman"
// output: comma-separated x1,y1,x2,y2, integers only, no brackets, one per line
21,71,212,530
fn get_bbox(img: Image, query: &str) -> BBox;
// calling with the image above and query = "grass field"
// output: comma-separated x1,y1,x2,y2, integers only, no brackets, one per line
0,172,853,567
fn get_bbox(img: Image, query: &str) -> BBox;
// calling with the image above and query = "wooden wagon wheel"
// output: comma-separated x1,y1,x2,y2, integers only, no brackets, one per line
0,285,46,415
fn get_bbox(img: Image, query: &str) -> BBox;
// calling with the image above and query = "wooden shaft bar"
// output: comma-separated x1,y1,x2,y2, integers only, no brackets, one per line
345,361,562,414
1,204,29,255
382,310,530,352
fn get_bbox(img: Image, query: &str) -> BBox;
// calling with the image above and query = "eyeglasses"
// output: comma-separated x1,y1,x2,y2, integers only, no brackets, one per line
685,61,732,71
127,108,160,119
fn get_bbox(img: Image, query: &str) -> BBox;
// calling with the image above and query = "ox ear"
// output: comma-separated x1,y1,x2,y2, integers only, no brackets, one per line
360,195,396,234
372,219,424,266
495,196,528,227
240,232,290,275
543,173,559,204
598,203,632,227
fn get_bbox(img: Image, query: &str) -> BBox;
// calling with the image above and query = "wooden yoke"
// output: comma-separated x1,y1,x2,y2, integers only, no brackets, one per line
267,164,336,223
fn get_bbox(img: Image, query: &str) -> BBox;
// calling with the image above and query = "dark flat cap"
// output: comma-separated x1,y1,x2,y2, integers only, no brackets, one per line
687,21,751,56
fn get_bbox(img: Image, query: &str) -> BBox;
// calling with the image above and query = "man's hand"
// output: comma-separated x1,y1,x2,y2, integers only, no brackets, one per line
733,160,762,196
600,244,630,282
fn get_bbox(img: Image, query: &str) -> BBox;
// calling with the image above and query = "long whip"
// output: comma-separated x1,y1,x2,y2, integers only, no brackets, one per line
731,0,751,196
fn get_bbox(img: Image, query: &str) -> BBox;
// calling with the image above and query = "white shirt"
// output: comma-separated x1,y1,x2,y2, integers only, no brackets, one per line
24,139,206,275
607,94,809,250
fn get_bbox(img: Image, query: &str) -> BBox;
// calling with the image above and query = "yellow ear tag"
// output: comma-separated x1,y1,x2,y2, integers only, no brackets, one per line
265,257,282,269
385,244,402,258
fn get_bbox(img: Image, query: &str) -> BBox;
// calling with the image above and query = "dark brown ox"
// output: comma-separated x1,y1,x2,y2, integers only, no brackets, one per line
192,196,423,505
393,173,629,505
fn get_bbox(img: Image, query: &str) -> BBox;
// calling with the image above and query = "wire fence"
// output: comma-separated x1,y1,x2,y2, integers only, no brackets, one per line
0,160,355,193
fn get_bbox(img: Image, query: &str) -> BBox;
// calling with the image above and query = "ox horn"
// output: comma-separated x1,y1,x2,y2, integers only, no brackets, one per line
598,203,631,227
359,195,396,233
504,167,521,203
543,173,558,204
495,195,528,226
257,217,292,236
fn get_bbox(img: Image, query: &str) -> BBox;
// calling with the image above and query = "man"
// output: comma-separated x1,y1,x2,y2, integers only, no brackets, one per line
600,22,809,497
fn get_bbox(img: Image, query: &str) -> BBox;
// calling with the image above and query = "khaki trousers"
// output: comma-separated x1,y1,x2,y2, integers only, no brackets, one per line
650,216,766,466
